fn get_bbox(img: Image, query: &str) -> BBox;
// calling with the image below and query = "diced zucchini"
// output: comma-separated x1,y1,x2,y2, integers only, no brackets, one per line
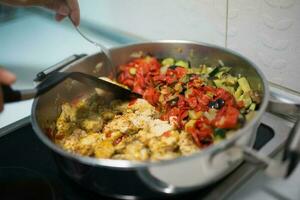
175,60,190,68
162,58,175,66
249,103,256,111
234,86,243,100
188,110,202,120
206,67,214,74
200,64,209,74
209,66,220,77
224,75,238,86
160,65,169,74
184,119,196,131
213,79,224,88
221,86,235,95
215,71,224,79
189,67,202,74
238,77,251,93
238,93,252,108
184,88,193,98
219,66,231,73
214,67,231,78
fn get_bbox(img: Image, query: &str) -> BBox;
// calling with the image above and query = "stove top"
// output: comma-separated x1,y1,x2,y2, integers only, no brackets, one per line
0,112,292,200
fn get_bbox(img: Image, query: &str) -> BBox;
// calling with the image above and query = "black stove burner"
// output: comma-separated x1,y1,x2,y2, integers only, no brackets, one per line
0,167,55,200
0,122,274,200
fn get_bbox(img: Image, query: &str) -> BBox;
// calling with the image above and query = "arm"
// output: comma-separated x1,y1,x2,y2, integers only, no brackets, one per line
0,0,80,26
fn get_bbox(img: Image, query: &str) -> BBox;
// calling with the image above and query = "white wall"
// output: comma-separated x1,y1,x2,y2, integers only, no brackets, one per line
227,0,300,92
79,0,300,92
79,0,227,46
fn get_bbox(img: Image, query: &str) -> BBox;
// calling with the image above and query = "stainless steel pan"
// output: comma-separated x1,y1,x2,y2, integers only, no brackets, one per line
29,40,300,199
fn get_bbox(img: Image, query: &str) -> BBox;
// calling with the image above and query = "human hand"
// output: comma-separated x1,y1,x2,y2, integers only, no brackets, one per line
44,0,80,26
0,0,80,26
0,68,16,111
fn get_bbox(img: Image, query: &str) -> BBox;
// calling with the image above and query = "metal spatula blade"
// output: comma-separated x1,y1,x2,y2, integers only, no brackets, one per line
2,72,141,103
68,72,141,99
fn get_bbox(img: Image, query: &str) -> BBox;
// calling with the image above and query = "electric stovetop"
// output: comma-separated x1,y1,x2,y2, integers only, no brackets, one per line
0,112,291,200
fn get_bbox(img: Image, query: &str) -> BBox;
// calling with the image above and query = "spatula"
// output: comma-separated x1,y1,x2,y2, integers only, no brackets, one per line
1,71,141,103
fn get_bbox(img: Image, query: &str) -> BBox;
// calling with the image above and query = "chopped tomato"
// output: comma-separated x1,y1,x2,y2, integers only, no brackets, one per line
143,87,160,106
117,56,246,148
163,131,171,137
214,106,240,129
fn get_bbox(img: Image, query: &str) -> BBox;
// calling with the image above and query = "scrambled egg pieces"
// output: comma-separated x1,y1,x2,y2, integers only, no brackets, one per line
54,95,199,161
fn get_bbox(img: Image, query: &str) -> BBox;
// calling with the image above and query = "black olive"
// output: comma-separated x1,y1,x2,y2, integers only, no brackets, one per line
208,98,225,109
208,101,216,108
168,65,178,70
216,98,225,108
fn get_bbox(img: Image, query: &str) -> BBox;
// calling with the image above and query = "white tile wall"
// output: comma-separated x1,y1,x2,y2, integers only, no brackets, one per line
227,0,300,92
79,0,227,46
79,0,300,92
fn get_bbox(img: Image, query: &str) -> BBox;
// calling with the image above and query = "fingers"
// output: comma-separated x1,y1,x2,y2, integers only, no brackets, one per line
0,87,3,112
0,68,16,112
0,68,16,85
65,0,80,26
55,13,66,22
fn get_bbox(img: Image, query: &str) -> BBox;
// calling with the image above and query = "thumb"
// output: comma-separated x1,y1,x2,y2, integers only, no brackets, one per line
0,68,16,85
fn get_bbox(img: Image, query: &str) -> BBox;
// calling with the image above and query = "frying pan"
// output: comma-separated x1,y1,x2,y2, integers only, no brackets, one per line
6,41,299,199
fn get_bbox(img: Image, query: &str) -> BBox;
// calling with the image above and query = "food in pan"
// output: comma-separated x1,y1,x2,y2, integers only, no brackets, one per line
53,55,261,161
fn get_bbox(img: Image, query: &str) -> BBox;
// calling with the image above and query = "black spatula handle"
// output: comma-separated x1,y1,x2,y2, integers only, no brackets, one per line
1,85,21,103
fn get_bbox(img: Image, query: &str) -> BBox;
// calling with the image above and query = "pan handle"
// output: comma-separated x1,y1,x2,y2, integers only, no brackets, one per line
34,54,86,82
241,101,300,178
282,119,300,177
137,103,300,194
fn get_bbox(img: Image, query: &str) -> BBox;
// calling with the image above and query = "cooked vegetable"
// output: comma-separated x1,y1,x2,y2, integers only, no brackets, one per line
117,55,261,149
214,128,226,139
175,60,190,68
54,55,261,162
162,57,175,66
238,77,251,93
